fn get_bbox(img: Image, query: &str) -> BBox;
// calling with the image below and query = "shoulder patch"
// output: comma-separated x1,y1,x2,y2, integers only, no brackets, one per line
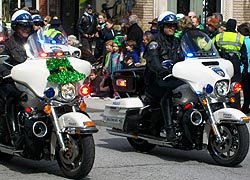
149,41,158,49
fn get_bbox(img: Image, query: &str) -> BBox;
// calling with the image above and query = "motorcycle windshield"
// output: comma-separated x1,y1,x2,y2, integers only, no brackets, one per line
26,28,69,58
181,30,219,58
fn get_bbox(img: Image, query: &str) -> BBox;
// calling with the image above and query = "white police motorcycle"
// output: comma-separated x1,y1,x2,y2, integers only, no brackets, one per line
0,29,97,179
102,29,250,166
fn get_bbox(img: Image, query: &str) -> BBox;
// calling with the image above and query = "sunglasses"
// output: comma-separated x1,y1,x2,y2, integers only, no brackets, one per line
34,22,42,26
165,24,177,28
44,20,48,22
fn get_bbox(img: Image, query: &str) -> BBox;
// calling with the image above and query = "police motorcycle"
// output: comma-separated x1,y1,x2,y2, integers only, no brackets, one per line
0,28,98,179
102,29,250,166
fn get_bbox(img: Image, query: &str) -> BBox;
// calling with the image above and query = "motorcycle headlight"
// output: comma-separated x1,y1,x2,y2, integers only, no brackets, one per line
59,83,76,101
215,80,229,97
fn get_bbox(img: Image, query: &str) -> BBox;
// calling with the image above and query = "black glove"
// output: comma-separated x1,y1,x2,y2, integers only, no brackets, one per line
242,69,248,79
159,67,171,79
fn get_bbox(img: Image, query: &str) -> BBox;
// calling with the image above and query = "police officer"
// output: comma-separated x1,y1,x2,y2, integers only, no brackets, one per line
0,9,33,149
44,19,64,42
31,14,44,33
213,18,248,109
144,11,185,141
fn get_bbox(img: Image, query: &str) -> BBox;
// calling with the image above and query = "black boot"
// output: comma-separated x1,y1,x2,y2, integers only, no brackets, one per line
161,97,176,142
0,114,7,144
6,102,24,150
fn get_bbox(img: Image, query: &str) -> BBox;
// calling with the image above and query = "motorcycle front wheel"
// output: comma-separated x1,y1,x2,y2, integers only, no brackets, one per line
56,134,95,179
208,123,249,166
127,137,156,152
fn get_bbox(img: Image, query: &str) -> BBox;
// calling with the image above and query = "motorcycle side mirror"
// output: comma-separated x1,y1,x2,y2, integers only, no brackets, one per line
72,50,81,58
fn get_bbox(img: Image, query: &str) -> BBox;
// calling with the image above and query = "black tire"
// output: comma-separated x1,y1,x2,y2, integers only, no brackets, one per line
127,137,156,152
56,135,95,179
0,152,13,161
208,123,249,166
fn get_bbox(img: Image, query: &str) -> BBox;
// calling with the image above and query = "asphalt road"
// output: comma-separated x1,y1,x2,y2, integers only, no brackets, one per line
1,124,250,180
0,97,250,180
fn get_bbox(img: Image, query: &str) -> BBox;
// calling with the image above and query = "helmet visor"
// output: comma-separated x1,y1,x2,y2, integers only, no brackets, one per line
17,21,33,27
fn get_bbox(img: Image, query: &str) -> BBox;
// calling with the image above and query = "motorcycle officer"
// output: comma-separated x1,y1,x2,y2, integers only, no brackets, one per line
143,11,185,141
0,9,33,149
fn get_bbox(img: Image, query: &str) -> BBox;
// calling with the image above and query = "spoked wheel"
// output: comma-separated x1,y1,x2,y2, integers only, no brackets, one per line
127,137,156,152
56,135,95,179
208,123,249,166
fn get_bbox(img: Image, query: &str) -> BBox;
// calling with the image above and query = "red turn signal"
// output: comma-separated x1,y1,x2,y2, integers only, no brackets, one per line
231,82,242,93
39,52,49,58
79,84,91,96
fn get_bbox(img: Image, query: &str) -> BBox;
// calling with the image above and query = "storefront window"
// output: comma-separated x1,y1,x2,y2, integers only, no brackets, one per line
2,0,18,22
2,0,36,23
48,0,60,18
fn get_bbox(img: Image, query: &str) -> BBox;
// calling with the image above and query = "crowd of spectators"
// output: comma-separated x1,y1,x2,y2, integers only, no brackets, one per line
77,5,250,113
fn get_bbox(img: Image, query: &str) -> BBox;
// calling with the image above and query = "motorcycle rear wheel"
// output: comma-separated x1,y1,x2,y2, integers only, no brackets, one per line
208,123,249,166
127,137,156,152
56,134,95,179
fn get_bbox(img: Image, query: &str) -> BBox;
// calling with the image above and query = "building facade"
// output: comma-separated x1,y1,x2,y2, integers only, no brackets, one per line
1,0,250,34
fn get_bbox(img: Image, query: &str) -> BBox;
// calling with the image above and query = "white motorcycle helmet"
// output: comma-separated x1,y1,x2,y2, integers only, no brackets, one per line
32,14,44,27
11,9,33,31
157,11,178,26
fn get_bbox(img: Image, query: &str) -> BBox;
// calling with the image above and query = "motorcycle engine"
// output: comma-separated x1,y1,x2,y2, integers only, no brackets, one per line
18,110,49,159
172,84,198,105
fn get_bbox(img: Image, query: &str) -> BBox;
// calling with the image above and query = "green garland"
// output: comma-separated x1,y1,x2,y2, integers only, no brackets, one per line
46,57,85,84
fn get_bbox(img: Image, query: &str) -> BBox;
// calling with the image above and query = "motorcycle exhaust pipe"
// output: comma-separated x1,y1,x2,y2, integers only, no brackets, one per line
190,109,203,126
32,121,48,138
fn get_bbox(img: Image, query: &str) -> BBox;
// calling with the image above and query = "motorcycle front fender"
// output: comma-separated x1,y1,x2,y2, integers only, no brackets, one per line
213,108,250,124
58,112,98,134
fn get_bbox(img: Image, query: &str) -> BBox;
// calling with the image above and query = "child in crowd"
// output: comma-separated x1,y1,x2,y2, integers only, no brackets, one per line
108,39,124,73
122,40,140,68
102,39,114,75
101,39,115,98
85,69,110,97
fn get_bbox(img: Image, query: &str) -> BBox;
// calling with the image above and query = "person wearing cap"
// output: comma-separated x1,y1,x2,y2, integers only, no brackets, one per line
77,4,97,53
145,18,158,38
213,18,247,109
120,18,129,35
216,21,227,33
143,11,184,141
44,19,64,43
140,18,158,57
205,17,219,39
